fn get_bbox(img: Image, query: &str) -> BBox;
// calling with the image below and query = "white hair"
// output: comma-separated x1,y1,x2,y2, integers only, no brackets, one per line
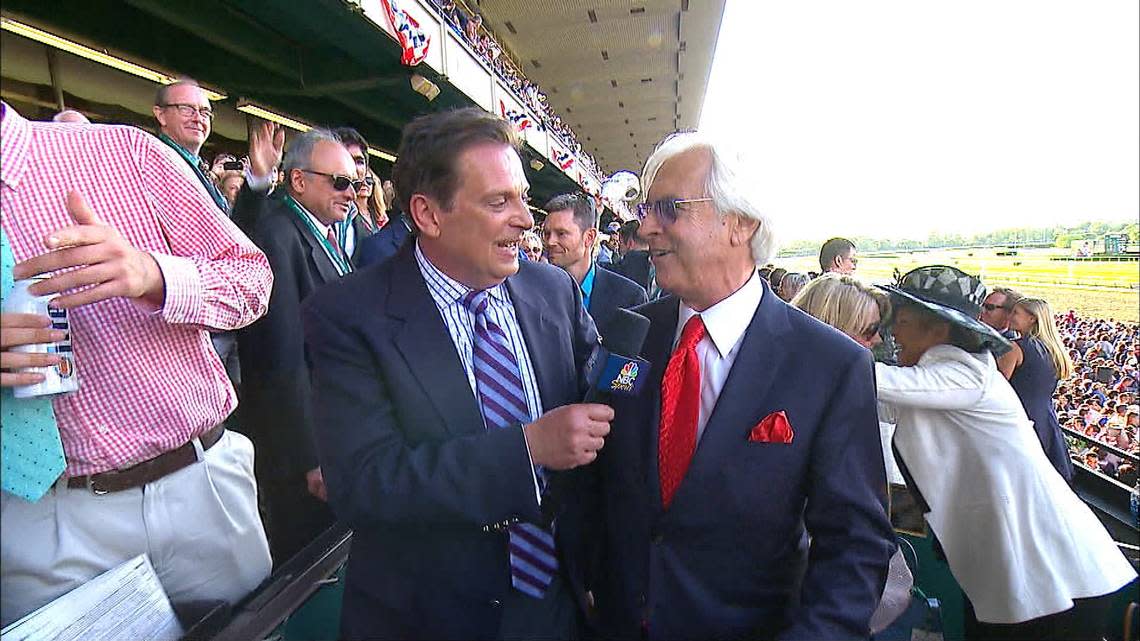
640,131,778,265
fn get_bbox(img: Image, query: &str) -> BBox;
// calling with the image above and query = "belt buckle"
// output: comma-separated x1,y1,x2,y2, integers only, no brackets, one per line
86,476,109,496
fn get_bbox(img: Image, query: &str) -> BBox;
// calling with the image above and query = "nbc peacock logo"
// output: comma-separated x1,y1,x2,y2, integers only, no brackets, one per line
610,361,639,393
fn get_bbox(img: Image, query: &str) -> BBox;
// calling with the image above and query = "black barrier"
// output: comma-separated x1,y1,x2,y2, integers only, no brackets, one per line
180,524,353,641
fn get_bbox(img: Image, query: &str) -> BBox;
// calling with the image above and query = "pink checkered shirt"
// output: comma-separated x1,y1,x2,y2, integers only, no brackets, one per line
0,103,273,476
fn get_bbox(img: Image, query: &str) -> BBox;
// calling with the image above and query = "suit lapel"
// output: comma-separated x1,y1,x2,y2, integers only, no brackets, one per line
287,212,340,284
640,297,679,512
388,247,484,437
506,270,559,408
587,268,607,318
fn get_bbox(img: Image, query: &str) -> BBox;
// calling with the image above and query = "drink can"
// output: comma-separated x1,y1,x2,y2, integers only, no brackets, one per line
3,278,79,398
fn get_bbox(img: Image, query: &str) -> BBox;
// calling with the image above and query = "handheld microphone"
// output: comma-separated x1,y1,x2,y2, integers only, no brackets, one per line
583,308,652,405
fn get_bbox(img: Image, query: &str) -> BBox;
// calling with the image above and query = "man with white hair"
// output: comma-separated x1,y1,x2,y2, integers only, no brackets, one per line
589,132,894,639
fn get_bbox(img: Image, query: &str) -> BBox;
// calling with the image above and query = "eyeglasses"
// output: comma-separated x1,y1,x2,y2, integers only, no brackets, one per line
363,176,375,187
982,303,1009,312
302,170,363,193
634,197,713,225
160,103,214,121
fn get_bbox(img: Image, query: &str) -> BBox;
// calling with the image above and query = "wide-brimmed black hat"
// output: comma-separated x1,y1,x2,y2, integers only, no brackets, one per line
878,265,1012,355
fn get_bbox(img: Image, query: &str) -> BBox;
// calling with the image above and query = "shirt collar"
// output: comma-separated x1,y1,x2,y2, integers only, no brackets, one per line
0,102,32,190
291,197,332,239
676,270,764,358
580,263,597,298
414,240,509,310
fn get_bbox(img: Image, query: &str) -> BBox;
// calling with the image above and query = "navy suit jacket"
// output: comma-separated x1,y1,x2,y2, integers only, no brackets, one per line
588,266,648,337
592,282,894,640
302,244,600,640
356,214,411,269
236,194,341,479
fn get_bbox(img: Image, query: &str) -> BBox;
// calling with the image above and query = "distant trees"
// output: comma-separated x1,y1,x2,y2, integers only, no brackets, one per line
777,220,1137,257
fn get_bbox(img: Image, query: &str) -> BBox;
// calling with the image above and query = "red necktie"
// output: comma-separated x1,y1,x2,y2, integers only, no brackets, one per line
326,228,344,260
659,314,706,509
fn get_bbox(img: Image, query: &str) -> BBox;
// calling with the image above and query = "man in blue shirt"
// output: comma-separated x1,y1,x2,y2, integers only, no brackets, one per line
542,193,645,335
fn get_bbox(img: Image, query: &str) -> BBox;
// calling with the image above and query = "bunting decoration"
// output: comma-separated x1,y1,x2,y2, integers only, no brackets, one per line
381,0,430,66
554,149,575,171
499,100,533,132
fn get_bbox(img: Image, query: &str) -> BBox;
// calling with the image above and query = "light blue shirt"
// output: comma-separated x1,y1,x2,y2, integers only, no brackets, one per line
580,263,597,310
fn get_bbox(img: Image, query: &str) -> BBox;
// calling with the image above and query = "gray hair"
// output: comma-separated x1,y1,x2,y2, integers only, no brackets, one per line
282,128,342,191
640,131,777,264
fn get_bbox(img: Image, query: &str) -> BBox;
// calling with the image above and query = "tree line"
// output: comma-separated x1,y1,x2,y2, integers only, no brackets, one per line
778,221,1139,257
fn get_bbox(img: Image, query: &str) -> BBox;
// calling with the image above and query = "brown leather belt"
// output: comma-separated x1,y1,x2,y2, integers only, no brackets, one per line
66,424,226,494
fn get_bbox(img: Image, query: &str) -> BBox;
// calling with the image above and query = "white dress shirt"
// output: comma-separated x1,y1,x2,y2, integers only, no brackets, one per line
674,270,763,442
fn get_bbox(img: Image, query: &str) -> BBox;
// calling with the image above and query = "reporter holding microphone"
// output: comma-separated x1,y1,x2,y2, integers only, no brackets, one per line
302,108,614,641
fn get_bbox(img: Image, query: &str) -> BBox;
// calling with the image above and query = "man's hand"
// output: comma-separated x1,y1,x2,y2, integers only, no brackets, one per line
12,191,165,309
0,313,65,387
523,403,613,470
248,120,285,180
305,467,328,502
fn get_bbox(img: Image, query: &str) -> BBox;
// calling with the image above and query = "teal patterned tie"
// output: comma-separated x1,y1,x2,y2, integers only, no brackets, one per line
1,228,67,501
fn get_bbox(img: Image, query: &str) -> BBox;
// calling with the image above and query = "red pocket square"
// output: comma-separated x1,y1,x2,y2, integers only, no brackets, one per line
749,411,794,444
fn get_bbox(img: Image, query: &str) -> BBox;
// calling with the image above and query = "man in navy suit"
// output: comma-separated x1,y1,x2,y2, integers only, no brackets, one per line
590,132,894,640
355,205,411,268
236,129,360,565
541,192,647,335
302,108,613,640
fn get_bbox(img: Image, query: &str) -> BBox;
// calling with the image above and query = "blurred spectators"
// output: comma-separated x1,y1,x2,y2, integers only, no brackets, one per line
778,272,809,301
356,169,388,232
431,0,601,178
1053,311,1140,483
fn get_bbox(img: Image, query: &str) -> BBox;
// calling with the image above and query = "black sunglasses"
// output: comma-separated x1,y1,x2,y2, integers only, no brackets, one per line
302,170,363,193
982,303,1007,311
634,197,713,225
363,176,375,187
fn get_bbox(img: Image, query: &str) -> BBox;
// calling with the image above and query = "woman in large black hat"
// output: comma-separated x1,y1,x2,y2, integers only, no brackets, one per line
875,265,1135,641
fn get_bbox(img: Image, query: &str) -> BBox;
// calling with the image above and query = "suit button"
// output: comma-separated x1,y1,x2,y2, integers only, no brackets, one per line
651,530,664,545
489,599,502,608
638,593,647,606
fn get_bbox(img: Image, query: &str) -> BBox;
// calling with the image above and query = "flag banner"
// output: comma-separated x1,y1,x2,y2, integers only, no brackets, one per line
382,0,430,66
499,100,533,132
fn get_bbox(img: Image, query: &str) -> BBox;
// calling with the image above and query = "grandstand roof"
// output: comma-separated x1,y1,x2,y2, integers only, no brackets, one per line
476,0,726,177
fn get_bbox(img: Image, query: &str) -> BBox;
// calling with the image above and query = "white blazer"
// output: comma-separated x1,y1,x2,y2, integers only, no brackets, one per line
876,344,1136,624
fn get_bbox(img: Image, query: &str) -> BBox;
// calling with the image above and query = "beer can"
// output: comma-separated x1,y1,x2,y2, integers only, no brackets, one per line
3,278,79,398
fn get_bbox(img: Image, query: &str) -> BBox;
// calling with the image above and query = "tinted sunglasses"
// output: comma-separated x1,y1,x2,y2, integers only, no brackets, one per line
982,303,1006,311
302,170,364,192
363,176,375,187
634,197,713,225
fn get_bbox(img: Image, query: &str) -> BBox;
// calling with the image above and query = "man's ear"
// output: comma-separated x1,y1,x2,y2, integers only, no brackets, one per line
152,106,167,129
409,194,441,239
730,214,760,248
288,168,307,195
584,227,598,252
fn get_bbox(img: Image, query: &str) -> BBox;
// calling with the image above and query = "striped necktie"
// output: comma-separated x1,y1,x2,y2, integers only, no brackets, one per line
463,289,558,599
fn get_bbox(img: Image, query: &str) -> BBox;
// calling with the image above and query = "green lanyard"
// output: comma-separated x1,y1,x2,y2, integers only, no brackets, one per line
284,195,353,276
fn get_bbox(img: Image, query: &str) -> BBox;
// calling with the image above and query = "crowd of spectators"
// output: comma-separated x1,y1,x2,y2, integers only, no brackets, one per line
1053,312,1140,485
430,0,601,179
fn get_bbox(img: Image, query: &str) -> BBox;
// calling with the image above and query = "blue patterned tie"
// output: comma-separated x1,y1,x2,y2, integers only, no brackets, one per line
463,289,558,599
1,228,67,502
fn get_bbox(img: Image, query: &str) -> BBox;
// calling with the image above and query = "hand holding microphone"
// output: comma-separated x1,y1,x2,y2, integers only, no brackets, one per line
524,308,652,470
